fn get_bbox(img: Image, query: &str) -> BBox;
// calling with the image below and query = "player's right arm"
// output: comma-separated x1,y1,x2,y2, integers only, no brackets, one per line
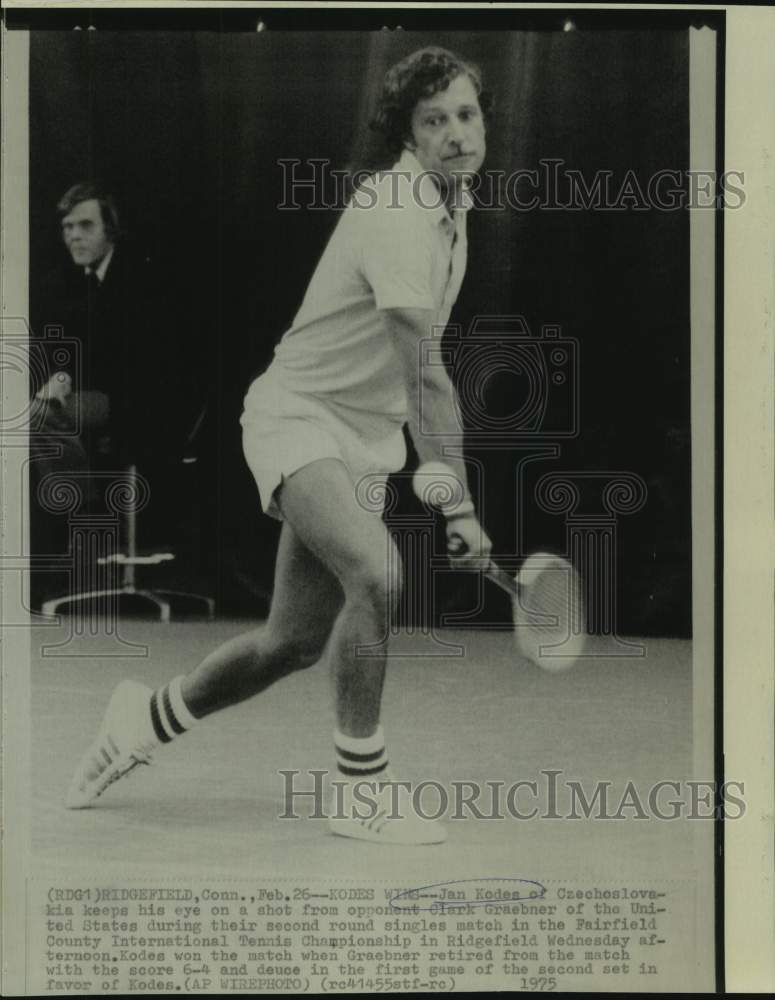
362,197,490,567
385,306,466,479
385,306,491,569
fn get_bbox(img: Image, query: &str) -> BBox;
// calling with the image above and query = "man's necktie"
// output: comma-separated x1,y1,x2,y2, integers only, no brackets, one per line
85,271,101,296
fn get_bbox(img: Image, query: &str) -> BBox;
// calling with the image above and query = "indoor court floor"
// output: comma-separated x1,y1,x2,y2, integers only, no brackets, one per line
29,618,696,887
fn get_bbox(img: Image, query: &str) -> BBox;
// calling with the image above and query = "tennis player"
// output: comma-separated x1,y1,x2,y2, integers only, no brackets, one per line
67,47,493,844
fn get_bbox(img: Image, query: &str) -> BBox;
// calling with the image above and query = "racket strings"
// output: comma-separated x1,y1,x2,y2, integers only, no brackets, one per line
514,556,587,667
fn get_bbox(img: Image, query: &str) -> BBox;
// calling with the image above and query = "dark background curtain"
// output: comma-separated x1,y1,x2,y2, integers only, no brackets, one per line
29,27,691,635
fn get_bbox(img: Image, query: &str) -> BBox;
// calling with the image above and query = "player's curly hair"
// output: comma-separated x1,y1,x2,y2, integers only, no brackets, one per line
370,47,493,155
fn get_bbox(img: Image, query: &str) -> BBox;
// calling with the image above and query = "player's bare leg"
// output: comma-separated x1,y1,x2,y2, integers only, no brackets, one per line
272,459,446,843
67,458,446,841
178,459,395,728
66,496,343,808
180,521,344,716
273,460,398,740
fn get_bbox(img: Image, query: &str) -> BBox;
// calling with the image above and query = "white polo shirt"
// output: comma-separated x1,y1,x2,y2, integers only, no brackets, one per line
267,149,472,437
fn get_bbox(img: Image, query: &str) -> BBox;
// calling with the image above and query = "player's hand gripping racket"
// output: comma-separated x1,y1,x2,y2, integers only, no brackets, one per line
413,462,588,672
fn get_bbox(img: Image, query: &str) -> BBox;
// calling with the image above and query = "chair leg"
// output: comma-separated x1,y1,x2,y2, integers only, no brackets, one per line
42,587,172,622
144,589,215,620
42,589,126,617
133,590,172,623
40,466,216,623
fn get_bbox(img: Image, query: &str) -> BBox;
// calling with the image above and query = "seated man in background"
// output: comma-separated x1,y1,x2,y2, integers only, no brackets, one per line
34,183,149,460
29,183,192,607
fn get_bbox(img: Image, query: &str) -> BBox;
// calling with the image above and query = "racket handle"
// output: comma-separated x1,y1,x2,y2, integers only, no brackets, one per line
447,534,519,599
484,562,520,599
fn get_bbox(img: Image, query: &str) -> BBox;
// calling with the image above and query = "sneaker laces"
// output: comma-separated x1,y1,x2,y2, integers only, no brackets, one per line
86,735,155,782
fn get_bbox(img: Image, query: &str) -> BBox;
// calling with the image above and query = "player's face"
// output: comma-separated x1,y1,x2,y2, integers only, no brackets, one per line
407,74,486,194
61,199,113,268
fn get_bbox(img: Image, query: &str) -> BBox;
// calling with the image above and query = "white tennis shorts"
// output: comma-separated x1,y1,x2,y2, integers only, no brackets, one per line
241,370,407,521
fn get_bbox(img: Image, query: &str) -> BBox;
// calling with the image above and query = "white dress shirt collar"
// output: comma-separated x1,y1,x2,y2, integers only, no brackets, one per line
85,245,114,284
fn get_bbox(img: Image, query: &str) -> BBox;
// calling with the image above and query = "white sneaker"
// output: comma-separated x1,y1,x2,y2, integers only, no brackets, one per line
65,680,159,809
328,769,447,845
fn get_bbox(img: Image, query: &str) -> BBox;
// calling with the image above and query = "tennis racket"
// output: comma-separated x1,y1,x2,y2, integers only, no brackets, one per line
413,462,588,672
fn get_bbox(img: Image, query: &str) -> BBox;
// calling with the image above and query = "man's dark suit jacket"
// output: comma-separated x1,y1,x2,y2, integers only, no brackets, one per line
31,244,183,464
28,242,207,590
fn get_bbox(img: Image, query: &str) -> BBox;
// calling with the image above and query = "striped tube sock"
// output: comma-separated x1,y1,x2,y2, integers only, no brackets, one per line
149,675,199,745
334,725,388,779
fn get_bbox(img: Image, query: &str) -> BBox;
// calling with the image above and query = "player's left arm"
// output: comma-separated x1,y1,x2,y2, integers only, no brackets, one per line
384,305,491,569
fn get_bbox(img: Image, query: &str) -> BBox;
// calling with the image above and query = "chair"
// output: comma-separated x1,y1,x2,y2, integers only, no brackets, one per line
41,462,215,622
40,388,216,622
